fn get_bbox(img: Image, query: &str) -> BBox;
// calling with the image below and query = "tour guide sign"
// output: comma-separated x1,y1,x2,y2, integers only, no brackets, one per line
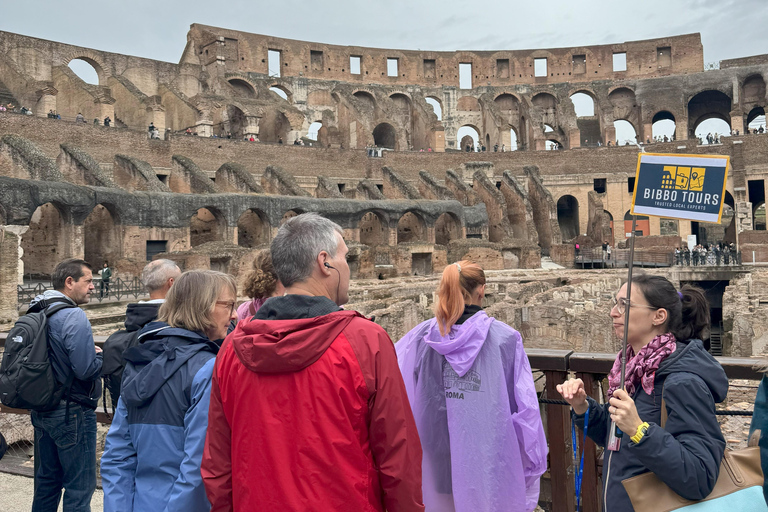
631,153,730,223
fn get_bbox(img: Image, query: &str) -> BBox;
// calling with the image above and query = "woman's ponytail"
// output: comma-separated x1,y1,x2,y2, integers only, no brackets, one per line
677,284,710,344
434,260,485,336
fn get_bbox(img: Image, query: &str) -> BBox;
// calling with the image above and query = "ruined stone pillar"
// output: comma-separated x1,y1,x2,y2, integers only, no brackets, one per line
642,122,653,142
148,106,166,133
35,87,58,119
568,128,580,149
676,117,688,140
99,101,116,125
604,125,616,145
195,119,214,137
244,116,260,137
730,110,744,135
0,227,27,326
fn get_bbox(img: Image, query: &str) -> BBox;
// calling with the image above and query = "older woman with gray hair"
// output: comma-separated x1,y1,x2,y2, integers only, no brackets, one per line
101,270,237,512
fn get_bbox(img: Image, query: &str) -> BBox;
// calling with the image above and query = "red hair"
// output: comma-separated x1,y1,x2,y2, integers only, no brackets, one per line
434,260,486,336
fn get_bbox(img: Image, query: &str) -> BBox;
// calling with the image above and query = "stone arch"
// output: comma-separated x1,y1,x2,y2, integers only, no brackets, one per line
571,90,601,146
353,90,376,109
742,74,766,106
373,123,397,149
425,96,442,120
556,195,580,240
269,85,291,102
494,93,521,112
435,212,462,246
457,96,480,112
237,208,270,248
281,209,303,225
569,91,596,117
457,125,481,151
614,119,638,144
389,93,411,115
747,106,766,132
84,204,121,268
260,109,292,143
190,207,226,247
687,90,732,137
608,87,638,123
359,211,389,246
220,104,248,139
64,54,107,85
397,211,425,243
306,120,329,146
22,202,71,278
228,78,257,98
652,111,677,140
532,92,557,110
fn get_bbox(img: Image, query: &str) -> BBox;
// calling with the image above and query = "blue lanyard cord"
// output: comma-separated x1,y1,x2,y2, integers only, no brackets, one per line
571,405,589,512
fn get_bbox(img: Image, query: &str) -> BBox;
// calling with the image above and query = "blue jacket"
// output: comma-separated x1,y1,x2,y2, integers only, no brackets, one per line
574,339,728,511
101,322,219,512
29,290,102,408
750,374,768,504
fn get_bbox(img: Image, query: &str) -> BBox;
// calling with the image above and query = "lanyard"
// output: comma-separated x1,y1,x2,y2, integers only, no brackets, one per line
571,405,589,512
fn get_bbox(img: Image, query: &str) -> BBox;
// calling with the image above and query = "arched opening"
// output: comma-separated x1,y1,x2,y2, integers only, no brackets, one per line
624,210,650,237
755,203,766,231
237,209,270,248
222,105,247,139
269,86,290,102
742,75,766,107
614,120,637,145
190,207,226,247
260,109,291,143
457,125,480,151
389,93,411,115
359,211,388,246
435,212,461,245
557,195,580,240
494,93,520,113
688,90,732,139
22,203,69,278
84,204,120,268
652,111,677,141
605,211,615,240
544,124,554,133
306,121,328,146
397,211,425,243
570,92,595,117
281,209,303,225
545,139,562,151
67,58,100,85
509,128,518,151
695,117,731,143
425,97,442,120
353,91,376,110
228,79,256,98
747,106,766,133
373,123,396,149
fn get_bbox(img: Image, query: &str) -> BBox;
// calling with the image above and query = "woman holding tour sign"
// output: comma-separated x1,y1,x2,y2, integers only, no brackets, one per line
558,274,729,511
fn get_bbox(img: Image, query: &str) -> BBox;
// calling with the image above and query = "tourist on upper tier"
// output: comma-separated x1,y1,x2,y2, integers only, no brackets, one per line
101,270,237,512
750,364,768,504
185,127,192,135
148,122,155,134
235,249,284,323
75,112,85,123
202,212,424,512
103,116,111,127
396,261,547,512
30,259,102,512
558,275,727,511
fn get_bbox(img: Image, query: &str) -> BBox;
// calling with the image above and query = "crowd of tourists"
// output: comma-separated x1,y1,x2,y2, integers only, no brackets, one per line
1,211,768,511
674,242,740,266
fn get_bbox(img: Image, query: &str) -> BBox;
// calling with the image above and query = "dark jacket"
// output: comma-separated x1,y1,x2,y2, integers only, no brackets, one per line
750,374,768,504
29,291,102,408
574,339,728,511
202,295,424,512
100,322,220,512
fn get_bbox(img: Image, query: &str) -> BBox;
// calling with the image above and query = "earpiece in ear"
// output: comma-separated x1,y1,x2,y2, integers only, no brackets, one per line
324,262,335,269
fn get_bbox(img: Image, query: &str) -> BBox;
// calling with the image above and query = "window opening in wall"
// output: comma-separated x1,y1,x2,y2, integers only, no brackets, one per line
146,241,167,261
68,59,99,85
572,55,586,74
613,52,627,72
496,59,510,78
628,177,636,194
749,112,766,132
269,87,288,101
425,97,442,120
337,183,346,193
614,120,637,145
376,184,384,193
459,63,472,89
157,174,168,185
570,92,595,117
387,58,398,77
594,178,607,193
657,47,671,68
509,129,518,151
268,50,281,77
534,58,547,77
496,181,502,189
310,50,323,72
424,59,436,79
350,55,361,74
307,121,322,140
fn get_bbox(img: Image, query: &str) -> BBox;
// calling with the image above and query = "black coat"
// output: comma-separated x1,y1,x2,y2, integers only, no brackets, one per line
574,339,728,511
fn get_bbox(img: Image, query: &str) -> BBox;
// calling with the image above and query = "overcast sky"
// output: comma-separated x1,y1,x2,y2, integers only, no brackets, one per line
1,0,766,65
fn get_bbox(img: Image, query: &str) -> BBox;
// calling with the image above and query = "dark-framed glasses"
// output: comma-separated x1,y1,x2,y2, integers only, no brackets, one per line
215,300,236,315
610,297,659,315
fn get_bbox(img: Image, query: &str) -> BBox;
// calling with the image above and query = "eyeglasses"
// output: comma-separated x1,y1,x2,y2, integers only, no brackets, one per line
215,301,236,315
610,297,659,315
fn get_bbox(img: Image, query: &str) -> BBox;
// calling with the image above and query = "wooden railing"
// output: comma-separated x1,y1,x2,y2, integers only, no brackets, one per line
0,337,760,511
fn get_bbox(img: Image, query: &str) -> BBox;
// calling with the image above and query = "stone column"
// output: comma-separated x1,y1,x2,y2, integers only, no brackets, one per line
244,115,260,138
195,119,214,138
35,86,58,118
0,226,28,326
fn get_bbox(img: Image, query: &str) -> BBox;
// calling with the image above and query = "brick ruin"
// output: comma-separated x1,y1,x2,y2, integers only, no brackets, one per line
1,27,768,357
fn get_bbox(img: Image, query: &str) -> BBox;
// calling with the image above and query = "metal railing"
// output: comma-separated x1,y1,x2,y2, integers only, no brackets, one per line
17,277,148,309
0,341,759,510
673,250,742,266
575,248,674,268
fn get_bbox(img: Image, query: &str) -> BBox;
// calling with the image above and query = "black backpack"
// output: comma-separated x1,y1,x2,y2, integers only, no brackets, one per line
101,329,142,413
0,299,77,410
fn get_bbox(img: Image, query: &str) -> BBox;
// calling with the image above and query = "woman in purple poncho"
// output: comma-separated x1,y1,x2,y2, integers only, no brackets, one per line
396,260,548,512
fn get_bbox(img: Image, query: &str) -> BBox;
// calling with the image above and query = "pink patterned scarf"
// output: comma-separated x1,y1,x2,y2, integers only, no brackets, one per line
607,332,677,399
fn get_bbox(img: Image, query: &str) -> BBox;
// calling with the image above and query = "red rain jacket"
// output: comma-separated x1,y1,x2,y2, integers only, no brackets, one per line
202,303,424,512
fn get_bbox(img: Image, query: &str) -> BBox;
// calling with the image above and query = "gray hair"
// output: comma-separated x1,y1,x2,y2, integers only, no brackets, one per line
271,213,343,287
141,259,181,292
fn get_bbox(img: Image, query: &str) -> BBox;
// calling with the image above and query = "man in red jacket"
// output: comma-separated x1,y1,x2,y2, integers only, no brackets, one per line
202,212,424,512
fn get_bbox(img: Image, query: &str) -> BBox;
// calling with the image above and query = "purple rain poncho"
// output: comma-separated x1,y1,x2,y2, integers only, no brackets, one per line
396,311,547,512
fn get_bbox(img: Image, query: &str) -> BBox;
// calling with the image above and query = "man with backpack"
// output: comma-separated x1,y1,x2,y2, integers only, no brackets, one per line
101,259,180,410
28,259,102,511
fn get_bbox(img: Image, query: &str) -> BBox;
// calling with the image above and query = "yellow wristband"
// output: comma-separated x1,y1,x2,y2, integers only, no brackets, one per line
630,422,650,444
